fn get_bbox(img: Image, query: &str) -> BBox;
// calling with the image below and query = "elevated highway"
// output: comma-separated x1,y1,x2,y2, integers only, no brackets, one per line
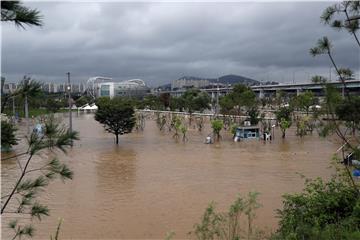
164,80,360,100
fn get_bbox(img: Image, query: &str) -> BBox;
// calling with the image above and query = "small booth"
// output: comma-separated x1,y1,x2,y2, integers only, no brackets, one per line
234,126,260,141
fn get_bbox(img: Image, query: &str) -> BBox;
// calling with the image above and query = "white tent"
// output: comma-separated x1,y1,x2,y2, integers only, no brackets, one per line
89,103,98,110
78,103,97,112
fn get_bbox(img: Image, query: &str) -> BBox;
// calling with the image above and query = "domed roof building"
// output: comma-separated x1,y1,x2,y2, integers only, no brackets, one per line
86,77,149,99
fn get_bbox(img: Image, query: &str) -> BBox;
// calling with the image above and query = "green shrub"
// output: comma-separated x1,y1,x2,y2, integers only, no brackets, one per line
272,177,360,240
211,119,224,141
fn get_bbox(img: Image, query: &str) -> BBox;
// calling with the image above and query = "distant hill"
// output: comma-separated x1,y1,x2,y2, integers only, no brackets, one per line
178,76,214,81
156,74,278,90
176,74,263,86
157,83,171,90
216,74,260,86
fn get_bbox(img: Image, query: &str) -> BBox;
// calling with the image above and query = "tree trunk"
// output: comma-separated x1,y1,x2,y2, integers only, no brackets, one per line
115,133,119,144
282,129,286,138
25,95,29,133
1,95,9,113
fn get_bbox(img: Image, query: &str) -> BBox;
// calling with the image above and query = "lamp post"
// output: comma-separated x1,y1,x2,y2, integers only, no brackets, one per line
292,69,304,84
67,72,73,146
292,71,296,84
272,124,276,140
12,95,15,118
216,78,220,115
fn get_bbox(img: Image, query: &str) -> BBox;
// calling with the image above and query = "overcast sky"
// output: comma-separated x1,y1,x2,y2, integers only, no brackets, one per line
2,1,359,87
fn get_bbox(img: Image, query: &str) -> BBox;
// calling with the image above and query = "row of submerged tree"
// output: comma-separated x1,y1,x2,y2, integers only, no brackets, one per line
92,79,348,146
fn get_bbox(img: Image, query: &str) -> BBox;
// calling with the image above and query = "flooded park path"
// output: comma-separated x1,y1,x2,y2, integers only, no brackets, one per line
2,113,340,239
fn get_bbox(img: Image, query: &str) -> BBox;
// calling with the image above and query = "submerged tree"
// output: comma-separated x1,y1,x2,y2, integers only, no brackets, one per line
248,106,260,125
134,112,145,131
195,116,204,132
180,124,188,142
14,76,43,133
219,84,258,122
172,116,182,139
180,89,211,125
276,107,292,138
295,91,315,115
211,119,224,141
95,97,135,144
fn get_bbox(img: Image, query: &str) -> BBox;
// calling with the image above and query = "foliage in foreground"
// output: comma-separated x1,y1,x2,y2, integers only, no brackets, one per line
1,120,18,151
272,174,360,240
1,115,79,239
1,0,43,29
190,192,264,240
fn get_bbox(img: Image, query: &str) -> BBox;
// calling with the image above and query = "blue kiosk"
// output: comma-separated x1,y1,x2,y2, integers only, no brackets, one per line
234,126,260,141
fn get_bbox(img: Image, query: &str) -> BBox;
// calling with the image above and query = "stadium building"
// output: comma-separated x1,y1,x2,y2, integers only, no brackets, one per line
86,77,149,99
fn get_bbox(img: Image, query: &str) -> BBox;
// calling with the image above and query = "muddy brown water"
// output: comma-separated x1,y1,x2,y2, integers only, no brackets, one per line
2,113,339,239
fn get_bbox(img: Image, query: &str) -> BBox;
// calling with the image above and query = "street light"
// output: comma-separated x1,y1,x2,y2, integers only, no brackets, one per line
216,78,220,115
67,72,73,146
292,71,296,84
292,69,310,84
272,124,276,141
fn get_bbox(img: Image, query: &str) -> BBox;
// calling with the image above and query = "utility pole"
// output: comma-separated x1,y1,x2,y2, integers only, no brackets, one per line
216,78,219,115
292,71,295,84
12,96,15,117
67,72,73,146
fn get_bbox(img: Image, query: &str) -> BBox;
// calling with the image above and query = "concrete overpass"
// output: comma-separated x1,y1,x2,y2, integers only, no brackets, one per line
163,80,360,100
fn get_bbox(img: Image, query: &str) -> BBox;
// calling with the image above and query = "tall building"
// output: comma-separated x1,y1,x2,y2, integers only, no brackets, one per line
86,76,113,98
57,84,65,92
171,77,210,90
2,82,17,94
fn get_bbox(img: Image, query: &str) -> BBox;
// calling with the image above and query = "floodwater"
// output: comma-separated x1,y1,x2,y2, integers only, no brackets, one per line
2,113,340,239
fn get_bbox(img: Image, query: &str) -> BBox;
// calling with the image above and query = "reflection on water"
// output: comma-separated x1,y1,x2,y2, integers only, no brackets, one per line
96,147,137,197
1,113,339,239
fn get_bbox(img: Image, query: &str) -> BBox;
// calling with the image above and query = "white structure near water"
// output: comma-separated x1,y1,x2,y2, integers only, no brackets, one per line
78,103,98,112
86,77,149,99
98,79,148,98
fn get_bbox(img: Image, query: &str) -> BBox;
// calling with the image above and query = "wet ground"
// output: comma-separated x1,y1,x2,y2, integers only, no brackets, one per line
2,113,339,239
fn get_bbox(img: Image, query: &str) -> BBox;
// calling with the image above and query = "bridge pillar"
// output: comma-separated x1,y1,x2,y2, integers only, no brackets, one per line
259,89,264,99
296,88,302,96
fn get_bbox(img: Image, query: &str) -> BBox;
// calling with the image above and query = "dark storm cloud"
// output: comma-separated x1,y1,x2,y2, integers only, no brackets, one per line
2,1,359,86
